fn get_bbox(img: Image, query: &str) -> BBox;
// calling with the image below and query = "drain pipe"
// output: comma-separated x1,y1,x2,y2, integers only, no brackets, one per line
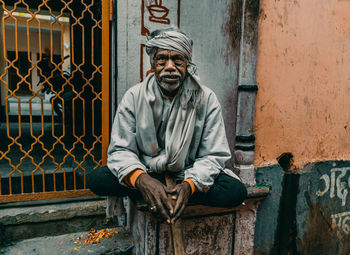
233,0,261,254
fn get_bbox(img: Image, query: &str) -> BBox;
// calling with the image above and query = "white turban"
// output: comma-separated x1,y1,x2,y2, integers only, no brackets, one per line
145,29,199,79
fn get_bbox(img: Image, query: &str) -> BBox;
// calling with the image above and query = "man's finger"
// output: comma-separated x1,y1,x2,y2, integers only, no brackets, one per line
172,203,186,223
139,190,151,205
167,185,180,201
145,193,158,212
159,189,174,216
163,195,174,217
166,187,178,194
173,191,183,216
155,193,171,218
157,201,170,221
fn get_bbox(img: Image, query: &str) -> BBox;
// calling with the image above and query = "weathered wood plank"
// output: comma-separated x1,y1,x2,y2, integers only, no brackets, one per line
158,214,234,255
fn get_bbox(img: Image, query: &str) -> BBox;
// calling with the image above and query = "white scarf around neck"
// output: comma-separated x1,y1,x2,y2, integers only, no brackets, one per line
136,73,202,173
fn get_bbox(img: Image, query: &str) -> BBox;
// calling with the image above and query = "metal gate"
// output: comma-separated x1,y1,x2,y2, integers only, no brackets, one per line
0,0,110,203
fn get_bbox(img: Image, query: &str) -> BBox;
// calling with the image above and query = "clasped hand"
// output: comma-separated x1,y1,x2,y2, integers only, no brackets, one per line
135,174,191,223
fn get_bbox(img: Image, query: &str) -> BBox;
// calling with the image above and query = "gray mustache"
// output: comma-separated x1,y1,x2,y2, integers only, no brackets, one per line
159,72,181,79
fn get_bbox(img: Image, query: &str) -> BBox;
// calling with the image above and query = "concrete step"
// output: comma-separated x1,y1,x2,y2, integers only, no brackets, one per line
1,227,133,255
0,199,125,246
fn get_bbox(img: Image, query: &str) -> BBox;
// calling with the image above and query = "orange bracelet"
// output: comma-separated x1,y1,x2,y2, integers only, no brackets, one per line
124,169,146,188
184,178,196,195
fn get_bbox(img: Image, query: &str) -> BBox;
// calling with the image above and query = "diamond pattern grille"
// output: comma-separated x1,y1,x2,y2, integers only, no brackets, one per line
0,0,109,202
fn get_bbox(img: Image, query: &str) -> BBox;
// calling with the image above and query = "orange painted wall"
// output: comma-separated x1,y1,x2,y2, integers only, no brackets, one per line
255,0,350,168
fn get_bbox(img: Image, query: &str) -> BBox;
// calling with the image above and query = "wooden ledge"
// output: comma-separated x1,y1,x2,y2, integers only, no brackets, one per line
246,186,270,199
181,186,269,218
134,185,270,218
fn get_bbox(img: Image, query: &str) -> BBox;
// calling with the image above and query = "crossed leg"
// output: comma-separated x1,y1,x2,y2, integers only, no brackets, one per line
87,167,247,208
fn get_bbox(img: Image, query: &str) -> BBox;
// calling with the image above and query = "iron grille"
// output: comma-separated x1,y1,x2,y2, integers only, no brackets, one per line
0,0,110,203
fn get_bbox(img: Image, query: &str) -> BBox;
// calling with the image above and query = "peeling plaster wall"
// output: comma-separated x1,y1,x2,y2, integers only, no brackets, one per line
254,0,350,168
254,1,350,253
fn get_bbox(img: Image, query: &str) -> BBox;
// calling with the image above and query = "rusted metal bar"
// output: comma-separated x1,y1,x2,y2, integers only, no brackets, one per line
109,0,114,21
0,189,96,203
101,0,110,166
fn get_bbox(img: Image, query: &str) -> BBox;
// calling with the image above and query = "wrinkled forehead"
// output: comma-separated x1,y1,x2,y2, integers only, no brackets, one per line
154,49,187,58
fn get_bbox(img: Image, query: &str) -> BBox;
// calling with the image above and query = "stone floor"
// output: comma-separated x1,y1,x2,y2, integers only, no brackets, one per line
0,199,132,255
1,229,133,255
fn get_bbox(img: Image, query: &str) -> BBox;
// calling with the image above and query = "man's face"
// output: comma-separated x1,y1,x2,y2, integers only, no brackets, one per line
152,49,187,92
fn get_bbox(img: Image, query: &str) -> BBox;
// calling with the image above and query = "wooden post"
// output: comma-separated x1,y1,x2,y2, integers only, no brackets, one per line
165,174,186,255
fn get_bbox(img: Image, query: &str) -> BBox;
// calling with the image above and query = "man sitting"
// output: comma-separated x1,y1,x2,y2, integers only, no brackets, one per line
87,28,247,224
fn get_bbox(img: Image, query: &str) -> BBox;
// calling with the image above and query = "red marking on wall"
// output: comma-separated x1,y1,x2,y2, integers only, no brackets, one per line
140,0,181,80
177,0,181,28
140,44,144,82
147,1,170,24
141,0,150,36
141,0,181,36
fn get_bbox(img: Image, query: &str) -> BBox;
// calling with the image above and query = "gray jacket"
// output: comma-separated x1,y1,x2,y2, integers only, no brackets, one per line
107,83,231,192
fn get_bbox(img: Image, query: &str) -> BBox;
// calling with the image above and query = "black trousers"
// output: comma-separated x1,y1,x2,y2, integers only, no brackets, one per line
87,167,247,208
